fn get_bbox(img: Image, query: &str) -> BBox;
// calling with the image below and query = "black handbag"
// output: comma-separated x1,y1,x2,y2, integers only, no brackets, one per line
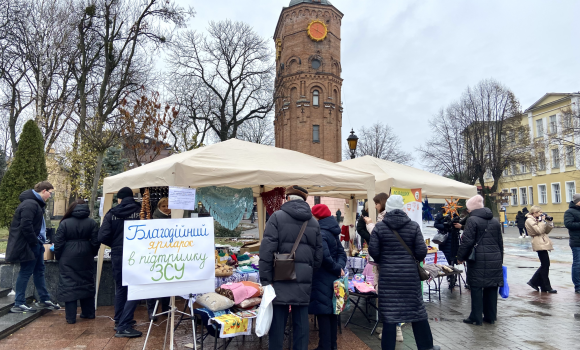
273,221,308,281
391,229,430,281
467,221,490,262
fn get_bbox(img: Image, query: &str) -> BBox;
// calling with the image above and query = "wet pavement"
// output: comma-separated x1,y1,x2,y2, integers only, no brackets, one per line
0,225,578,349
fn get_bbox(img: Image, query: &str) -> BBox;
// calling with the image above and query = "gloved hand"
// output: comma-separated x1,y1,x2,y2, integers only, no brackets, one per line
50,244,55,252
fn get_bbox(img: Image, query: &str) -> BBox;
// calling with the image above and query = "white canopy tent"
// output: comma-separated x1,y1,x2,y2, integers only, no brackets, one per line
96,139,377,302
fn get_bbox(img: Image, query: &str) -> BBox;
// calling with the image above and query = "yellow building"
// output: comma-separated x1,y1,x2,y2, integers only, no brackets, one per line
490,92,580,225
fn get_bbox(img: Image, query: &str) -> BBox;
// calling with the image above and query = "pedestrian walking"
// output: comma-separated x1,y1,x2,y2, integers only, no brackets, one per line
309,204,346,350
250,202,257,223
98,187,142,337
368,195,440,350
457,195,503,326
259,185,323,350
564,193,580,293
6,181,61,313
515,211,528,238
53,199,100,324
147,198,171,321
525,205,556,293
335,208,342,223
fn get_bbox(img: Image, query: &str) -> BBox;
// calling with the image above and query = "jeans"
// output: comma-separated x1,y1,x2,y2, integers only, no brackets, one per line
65,297,95,322
529,250,552,291
316,314,337,350
381,319,434,350
572,247,580,292
468,286,498,324
268,304,309,350
15,243,50,306
112,253,139,331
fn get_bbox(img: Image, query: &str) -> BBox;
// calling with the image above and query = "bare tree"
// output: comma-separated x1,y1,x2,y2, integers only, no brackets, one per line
167,20,277,142
236,116,274,145
343,122,413,165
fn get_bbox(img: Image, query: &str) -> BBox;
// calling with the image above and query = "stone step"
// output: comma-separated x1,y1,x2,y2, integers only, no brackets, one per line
0,309,48,340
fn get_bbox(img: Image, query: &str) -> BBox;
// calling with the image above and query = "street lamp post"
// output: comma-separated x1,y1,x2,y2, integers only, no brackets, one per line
347,129,359,159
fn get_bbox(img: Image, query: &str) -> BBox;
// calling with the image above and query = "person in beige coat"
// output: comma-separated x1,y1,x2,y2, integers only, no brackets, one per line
525,205,556,293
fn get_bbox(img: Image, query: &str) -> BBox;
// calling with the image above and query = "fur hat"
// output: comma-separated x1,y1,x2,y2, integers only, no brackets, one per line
286,185,308,201
385,195,405,212
312,204,331,219
117,187,134,199
466,195,484,211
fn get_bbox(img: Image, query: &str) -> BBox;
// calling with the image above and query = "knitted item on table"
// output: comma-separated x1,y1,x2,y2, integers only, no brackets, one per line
197,186,253,230
260,187,286,215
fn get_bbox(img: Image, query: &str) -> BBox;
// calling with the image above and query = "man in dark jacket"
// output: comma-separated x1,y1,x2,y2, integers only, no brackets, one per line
564,194,580,293
98,187,141,338
7,181,61,313
356,202,371,245
309,204,346,350
515,211,528,238
259,185,323,350
457,195,503,326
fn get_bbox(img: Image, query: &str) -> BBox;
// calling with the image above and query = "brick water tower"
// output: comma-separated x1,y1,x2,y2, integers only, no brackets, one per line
273,0,344,163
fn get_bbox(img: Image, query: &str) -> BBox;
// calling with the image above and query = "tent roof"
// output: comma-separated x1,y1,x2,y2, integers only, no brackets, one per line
102,139,375,196
324,156,477,199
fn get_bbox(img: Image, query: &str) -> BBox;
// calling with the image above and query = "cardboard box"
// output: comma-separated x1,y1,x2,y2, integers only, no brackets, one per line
43,244,54,260
239,241,260,255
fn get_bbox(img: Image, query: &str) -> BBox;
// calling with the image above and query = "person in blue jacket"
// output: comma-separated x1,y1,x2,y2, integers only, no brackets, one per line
308,204,346,350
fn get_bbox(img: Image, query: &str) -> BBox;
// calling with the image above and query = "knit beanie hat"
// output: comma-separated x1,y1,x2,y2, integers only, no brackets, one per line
286,185,308,201
312,204,331,219
466,195,484,211
117,187,134,199
385,195,405,212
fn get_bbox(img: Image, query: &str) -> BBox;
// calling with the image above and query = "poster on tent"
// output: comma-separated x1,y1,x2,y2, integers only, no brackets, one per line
122,217,215,300
390,187,423,231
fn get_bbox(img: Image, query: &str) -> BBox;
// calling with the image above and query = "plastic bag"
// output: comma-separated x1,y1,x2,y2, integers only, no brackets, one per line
432,232,448,244
255,284,276,337
333,274,350,315
499,265,509,298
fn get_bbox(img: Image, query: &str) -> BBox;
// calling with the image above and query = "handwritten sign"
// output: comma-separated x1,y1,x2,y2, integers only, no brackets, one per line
122,217,215,287
168,187,197,210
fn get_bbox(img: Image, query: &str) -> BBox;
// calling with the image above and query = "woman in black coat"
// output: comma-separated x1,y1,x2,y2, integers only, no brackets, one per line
309,204,346,350
515,211,528,238
369,195,439,350
356,202,371,245
53,199,100,324
457,195,503,326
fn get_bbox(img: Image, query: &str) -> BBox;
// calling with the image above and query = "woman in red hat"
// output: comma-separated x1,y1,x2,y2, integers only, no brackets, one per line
308,204,346,350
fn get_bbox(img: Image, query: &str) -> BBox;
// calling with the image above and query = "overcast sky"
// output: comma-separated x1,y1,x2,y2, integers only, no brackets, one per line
174,0,580,167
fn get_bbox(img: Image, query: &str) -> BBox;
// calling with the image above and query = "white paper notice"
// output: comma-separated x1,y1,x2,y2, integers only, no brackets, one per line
122,217,215,291
98,197,104,217
168,187,197,210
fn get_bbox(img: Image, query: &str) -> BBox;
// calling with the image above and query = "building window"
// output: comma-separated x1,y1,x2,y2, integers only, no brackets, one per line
521,164,527,173
528,186,534,205
314,196,321,205
566,181,576,203
538,151,546,171
313,90,319,106
511,164,518,175
312,125,320,143
552,183,561,203
563,114,573,130
552,148,560,168
503,168,509,177
538,184,547,204
549,115,557,134
520,187,527,205
566,146,575,166
511,188,518,206
536,119,544,136
484,169,492,179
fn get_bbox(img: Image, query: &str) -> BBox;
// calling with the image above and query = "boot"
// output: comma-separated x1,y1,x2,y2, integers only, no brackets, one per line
396,325,403,342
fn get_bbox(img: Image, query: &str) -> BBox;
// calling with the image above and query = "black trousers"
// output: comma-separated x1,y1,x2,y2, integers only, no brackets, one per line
268,304,309,350
112,253,139,331
147,297,170,316
530,250,551,290
316,314,337,350
518,227,528,236
381,319,434,350
65,297,95,322
468,286,498,323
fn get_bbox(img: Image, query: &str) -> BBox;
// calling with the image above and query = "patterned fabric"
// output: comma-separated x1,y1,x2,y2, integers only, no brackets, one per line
260,187,286,215
197,186,254,230
215,272,260,289
346,257,367,270
212,314,252,338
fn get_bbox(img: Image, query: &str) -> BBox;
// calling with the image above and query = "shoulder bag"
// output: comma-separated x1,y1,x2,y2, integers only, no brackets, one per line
391,229,430,281
467,221,491,262
274,221,308,281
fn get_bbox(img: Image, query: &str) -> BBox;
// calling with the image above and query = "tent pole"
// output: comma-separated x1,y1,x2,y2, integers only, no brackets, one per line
257,186,265,241
95,192,114,309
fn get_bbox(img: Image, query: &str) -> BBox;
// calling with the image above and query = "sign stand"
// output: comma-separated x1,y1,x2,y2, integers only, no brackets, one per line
142,295,197,350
